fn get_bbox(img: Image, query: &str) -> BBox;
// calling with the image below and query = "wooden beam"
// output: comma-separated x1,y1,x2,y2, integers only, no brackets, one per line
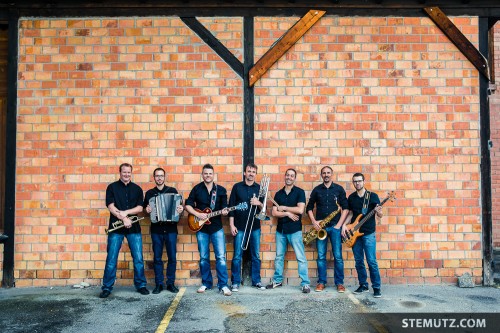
180,17,244,78
2,9,18,288
248,9,325,86
424,6,490,81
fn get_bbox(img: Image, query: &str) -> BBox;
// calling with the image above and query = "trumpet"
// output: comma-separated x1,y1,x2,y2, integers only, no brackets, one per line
241,175,270,250
105,216,144,234
303,200,341,245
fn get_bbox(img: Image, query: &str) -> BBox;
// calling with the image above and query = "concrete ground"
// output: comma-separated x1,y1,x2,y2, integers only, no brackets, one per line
0,284,499,333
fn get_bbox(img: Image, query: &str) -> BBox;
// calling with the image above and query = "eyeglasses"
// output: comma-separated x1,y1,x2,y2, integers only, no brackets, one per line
352,180,364,183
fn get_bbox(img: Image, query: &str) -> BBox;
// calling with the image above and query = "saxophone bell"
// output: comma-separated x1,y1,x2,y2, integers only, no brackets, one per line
303,200,341,245
317,229,327,241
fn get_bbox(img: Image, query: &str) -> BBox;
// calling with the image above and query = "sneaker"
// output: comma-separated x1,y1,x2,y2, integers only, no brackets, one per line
152,285,163,294
252,282,266,290
354,285,369,294
266,281,283,289
302,285,311,293
197,285,208,293
373,288,382,298
99,290,111,298
231,284,239,292
137,287,150,295
166,284,179,293
337,284,346,293
315,283,325,292
220,286,232,296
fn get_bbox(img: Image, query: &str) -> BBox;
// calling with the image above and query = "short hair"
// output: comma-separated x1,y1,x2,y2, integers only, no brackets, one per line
119,163,133,172
202,163,214,172
245,162,258,171
285,168,297,177
352,172,365,181
153,167,165,176
320,166,333,174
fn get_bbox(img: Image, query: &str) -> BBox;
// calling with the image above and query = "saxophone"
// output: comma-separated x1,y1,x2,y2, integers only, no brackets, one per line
303,200,341,245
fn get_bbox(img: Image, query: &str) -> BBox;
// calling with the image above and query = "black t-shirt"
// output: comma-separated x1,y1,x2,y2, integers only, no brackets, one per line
347,190,380,236
306,183,348,227
274,186,306,234
185,182,228,234
143,186,181,234
105,180,144,234
228,181,262,231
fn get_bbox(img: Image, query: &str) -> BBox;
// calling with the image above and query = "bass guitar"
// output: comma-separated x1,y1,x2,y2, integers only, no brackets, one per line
342,191,395,248
188,202,248,232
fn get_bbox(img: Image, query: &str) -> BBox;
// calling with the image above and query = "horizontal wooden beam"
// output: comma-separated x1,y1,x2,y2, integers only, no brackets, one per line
249,9,325,86
424,6,490,81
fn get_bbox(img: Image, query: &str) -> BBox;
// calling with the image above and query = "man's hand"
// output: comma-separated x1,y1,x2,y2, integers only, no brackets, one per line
230,224,238,236
250,196,261,207
176,205,184,214
222,208,229,216
145,205,152,214
287,212,299,221
123,216,132,228
197,212,208,221
341,224,348,238
375,205,383,218
312,219,321,231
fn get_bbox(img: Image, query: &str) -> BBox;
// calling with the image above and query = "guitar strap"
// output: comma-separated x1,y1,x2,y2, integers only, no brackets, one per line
362,191,371,215
210,184,218,211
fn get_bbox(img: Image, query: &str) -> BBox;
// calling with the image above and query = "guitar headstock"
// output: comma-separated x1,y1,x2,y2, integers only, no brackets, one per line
237,202,248,211
386,191,396,202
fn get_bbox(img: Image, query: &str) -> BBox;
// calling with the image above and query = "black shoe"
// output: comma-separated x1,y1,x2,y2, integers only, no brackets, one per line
252,282,266,290
152,285,163,294
137,287,150,295
166,284,179,293
99,290,111,298
373,288,382,298
353,285,369,294
266,281,283,289
0,233,8,244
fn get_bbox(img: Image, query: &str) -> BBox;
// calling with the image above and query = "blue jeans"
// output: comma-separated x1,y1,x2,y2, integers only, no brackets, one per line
151,232,177,286
352,232,381,289
273,231,310,286
196,229,229,290
232,228,261,286
102,232,147,292
316,226,344,286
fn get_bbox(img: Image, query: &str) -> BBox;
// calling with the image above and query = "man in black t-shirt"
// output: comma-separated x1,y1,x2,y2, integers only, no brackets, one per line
100,163,149,298
344,172,383,298
306,166,350,293
228,163,265,291
143,167,184,294
185,164,231,296
266,168,310,293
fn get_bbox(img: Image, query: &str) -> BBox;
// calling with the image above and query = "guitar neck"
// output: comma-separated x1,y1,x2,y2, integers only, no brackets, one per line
207,206,237,218
354,196,390,231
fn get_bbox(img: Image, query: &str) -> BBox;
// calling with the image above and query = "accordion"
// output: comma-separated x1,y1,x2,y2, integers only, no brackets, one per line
149,193,183,223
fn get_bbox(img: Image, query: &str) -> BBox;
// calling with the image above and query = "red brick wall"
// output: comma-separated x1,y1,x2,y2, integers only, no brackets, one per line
14,15,482,287
492,21,500,249
255,16,481,285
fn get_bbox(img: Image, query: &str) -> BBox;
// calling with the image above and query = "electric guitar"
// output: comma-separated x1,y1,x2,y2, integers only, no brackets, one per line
342,191,395,248
188,202,248,232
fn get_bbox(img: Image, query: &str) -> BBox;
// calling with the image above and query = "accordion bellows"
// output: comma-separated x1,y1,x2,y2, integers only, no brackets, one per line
149,193,183,223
